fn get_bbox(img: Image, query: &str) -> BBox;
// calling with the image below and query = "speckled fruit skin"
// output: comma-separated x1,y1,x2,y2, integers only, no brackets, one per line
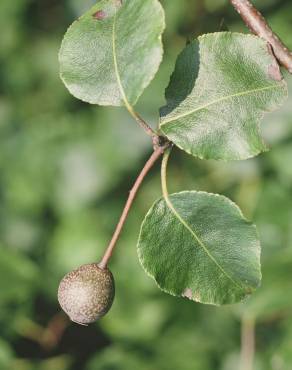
58,263,115,325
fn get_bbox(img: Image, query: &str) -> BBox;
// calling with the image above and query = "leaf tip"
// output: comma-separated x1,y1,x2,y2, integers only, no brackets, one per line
266,44,283,81
268,63,283,82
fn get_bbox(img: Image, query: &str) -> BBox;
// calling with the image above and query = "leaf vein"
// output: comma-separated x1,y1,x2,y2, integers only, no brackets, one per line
112,12,132,111
161,84,281,125
163,195,243,291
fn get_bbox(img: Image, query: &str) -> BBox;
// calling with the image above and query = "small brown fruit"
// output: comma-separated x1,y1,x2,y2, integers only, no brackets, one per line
58,263,115,325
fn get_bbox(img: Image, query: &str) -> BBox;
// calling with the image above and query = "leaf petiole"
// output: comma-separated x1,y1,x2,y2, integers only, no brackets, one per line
161,146,173,202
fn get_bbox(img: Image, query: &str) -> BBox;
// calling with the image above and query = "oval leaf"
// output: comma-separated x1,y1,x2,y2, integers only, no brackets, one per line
160,33,287,160
138,191,261,305
59,0,165,106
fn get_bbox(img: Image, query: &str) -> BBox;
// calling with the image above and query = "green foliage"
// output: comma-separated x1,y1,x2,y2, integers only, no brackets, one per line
138,191,261,305
59,0,165,106
58,1,289,306
1,0,292,369
160,33,287,160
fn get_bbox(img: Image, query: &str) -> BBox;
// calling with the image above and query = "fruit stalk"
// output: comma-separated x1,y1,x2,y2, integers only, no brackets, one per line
98,145,167,269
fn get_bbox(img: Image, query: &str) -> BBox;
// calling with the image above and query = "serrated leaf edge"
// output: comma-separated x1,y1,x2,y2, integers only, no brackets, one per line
137,190,262,305
59,0,165,107
159,32,288,161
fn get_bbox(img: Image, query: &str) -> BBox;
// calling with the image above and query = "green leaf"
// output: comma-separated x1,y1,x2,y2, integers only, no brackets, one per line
160,32,287,160
137,191,261,305
59,0,165,106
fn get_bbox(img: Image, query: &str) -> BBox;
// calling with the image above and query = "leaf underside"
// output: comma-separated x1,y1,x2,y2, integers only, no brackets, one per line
138,191,261,306
59,0,165,107
160,33,288,161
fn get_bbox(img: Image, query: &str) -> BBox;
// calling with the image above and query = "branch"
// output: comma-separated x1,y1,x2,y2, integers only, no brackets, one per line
240,316,255,370
126,105,156,138
230,0,292,74
125,104,170,151
98,145,168,269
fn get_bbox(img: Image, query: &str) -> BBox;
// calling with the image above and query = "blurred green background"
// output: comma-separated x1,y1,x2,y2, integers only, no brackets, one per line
1,0,292,369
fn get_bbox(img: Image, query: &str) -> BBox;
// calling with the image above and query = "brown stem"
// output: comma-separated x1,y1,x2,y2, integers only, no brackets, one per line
127,106,169,151
124,100,159,141
98,146,167,269
230,0,292,74
240,316,255,370
131,110,156,138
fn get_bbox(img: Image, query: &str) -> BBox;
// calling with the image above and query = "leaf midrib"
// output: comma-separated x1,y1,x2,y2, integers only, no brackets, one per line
163,193,244,291
161,84,281,125
112,11,132,111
